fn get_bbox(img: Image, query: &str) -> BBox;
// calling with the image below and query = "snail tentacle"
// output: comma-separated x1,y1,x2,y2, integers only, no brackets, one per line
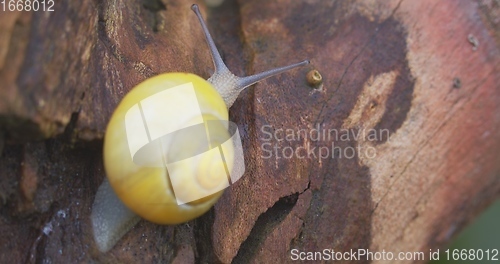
191,4,309,108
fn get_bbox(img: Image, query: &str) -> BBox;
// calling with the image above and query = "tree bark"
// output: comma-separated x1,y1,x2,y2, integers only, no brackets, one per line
0,0,498,263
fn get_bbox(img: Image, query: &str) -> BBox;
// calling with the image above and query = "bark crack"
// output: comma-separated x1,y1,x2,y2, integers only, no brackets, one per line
232,180,310,264
142,0,166,33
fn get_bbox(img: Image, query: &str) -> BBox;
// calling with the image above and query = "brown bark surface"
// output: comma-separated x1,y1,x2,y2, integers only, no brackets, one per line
0,0,499,263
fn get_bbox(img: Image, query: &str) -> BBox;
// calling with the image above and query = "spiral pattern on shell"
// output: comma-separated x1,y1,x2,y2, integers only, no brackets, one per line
104,73,236,224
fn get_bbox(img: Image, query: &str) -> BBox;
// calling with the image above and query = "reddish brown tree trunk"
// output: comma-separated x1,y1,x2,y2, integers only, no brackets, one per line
0,0,498,263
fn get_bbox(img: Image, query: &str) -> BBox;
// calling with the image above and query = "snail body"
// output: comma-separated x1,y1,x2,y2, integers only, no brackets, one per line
91,4,308,252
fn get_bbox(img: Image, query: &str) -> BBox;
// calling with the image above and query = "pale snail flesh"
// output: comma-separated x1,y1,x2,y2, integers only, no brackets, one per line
91,4,309,252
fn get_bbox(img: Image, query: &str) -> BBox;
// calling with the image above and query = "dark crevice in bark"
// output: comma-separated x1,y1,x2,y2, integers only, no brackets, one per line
62,111,80,143
142,0,166,33
193,207,219,264
232,193,300,264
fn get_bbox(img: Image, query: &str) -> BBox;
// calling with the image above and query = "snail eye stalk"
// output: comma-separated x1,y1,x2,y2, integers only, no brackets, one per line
191,4,309,107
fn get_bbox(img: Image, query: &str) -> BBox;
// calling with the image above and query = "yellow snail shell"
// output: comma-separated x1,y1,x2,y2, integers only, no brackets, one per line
91,4,308,252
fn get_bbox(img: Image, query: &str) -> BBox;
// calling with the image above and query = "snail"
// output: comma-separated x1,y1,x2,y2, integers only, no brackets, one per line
91,4,309,252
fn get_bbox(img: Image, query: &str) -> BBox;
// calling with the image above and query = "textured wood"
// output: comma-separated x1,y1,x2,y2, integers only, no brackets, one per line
0,0,499,263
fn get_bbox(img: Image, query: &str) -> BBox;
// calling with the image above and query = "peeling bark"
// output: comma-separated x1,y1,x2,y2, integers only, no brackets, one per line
0,0,499,263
